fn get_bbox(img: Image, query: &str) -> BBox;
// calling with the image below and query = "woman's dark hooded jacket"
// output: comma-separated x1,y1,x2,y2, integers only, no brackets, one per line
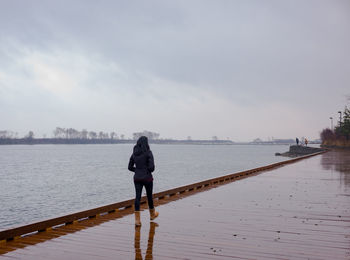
128,138,155,182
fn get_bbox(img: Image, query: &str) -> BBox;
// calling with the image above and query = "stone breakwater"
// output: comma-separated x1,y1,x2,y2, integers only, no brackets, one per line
275,145,325,157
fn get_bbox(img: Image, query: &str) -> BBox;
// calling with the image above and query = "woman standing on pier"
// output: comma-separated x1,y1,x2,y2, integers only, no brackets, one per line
128,136,159,226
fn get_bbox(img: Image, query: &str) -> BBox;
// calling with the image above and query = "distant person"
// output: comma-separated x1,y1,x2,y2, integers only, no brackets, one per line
305,138,308,146
296,138,299,146
128,136,159,226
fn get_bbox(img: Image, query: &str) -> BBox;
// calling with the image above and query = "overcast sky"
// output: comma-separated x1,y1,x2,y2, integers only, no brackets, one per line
0,0,349,141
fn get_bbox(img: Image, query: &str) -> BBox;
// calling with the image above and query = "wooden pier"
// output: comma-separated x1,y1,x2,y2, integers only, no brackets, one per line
1,150,349,259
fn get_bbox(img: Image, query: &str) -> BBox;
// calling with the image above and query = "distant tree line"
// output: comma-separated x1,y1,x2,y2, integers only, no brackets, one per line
0,127,236,145
321,106,350,147
132,130,160,140
0,127,162,145
0,127,128,144
0,130,18,139
1,128,161,141
0,130,34,139
52,127,123,140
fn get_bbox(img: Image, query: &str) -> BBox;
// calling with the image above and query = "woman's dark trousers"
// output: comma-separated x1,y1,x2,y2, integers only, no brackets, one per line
134,180,154,211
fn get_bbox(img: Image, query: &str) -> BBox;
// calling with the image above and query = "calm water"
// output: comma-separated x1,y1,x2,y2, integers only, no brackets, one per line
0,144,290,229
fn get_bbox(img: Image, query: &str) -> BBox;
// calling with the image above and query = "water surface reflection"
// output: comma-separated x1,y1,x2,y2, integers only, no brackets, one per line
321,150,350,188
134,222,158,260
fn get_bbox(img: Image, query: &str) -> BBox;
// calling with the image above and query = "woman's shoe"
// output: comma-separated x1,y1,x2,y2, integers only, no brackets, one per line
149,208,159,220
135,211,141,226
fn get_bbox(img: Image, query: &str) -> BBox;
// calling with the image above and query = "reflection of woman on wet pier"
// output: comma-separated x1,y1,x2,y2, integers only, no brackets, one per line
134,222,158,260
128,136,159,226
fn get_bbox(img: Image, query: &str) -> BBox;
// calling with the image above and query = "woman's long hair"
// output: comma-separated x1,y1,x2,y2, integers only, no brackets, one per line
134,136,150,154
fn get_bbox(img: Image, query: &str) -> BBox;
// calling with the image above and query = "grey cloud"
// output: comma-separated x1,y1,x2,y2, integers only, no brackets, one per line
1,0,349,139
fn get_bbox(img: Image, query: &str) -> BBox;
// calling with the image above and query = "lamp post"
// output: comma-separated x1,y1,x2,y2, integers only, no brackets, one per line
329,117,333,130
338,111,342,126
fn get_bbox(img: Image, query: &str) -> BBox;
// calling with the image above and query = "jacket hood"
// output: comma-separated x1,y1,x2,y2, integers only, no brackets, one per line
133,136,150,156
133,145,144,156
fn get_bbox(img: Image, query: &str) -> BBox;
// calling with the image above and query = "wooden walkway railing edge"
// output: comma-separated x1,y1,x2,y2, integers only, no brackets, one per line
0,150,326,242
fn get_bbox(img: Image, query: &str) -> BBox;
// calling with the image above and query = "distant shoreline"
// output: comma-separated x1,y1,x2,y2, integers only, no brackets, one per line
0,138,319,146
0,138,233,145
